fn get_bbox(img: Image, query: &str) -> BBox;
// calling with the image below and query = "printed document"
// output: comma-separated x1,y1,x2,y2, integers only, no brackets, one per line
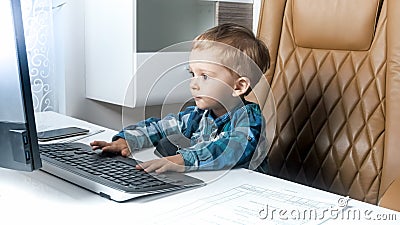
155,184,341,225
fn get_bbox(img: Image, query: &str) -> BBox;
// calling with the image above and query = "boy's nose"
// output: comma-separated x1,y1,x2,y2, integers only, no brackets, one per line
190,77,199,90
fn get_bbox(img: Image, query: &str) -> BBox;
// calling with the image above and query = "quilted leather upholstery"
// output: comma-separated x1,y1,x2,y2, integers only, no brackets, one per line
254,0,400,205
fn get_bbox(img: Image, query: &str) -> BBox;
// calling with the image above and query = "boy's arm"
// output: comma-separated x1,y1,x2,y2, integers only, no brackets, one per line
178,106,265,171
178,126,260,171
112,107,195,151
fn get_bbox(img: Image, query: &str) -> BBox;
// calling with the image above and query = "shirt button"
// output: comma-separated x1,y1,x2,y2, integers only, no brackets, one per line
247,136,252,141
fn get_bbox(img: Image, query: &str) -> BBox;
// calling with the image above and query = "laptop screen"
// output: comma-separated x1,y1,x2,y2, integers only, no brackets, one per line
0,0,42,171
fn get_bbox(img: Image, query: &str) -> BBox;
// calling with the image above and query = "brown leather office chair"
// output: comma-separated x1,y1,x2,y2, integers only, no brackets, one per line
251,0,400,210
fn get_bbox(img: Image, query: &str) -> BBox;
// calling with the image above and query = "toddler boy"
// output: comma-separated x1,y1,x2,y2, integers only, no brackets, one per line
91,23,270,173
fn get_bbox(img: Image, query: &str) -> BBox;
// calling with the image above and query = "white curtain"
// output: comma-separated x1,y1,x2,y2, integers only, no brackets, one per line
21,0,57,112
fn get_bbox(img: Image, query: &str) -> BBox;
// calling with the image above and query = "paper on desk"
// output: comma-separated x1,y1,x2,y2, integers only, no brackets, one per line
153,184,343,225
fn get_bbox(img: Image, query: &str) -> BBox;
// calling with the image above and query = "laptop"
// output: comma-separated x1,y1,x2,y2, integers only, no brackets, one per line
0,0,204,202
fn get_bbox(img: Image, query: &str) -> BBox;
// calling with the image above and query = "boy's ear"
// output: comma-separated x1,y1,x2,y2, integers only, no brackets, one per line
233,77,251,97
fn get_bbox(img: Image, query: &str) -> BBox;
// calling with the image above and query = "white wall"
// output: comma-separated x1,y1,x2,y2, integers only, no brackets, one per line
253,0,261,33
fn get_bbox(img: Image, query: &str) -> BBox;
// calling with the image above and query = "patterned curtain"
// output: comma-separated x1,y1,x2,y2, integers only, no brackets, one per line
21,0,57,112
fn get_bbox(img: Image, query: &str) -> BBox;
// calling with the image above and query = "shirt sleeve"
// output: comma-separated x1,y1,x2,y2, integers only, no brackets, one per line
178,105,264,171
112,107,195,151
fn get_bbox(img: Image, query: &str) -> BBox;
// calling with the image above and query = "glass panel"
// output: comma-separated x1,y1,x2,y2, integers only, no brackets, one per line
137,0,216,52
0,0,25,123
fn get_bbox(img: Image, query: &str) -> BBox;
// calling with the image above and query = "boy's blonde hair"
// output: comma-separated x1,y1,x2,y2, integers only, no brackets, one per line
192,23,270,95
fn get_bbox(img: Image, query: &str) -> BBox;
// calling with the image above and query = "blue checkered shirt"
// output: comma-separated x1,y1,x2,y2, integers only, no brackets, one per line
113,101,267,172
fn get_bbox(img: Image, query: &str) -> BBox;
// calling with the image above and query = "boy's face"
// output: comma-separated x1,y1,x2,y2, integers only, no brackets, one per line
188,60,240,117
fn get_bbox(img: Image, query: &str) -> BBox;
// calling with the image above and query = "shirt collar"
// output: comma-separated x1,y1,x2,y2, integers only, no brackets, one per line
203,100,250,126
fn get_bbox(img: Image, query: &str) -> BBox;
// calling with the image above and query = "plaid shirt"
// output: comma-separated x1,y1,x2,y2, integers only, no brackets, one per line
113,101,267,172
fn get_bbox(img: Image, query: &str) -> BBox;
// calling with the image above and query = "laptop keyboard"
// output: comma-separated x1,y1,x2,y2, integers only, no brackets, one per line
39,143,176,192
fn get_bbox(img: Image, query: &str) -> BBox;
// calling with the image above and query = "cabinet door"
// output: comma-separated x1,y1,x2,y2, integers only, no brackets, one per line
85,0,135,106
84,0,254,108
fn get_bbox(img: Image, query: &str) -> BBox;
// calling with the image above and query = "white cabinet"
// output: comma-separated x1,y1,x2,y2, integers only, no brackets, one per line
85,0,254,107
85,0,134,106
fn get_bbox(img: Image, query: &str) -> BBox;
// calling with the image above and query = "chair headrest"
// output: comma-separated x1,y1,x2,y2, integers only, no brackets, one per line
293,0,380,50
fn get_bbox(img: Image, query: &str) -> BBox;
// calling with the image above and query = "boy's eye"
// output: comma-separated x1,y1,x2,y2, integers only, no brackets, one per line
187,70,208,80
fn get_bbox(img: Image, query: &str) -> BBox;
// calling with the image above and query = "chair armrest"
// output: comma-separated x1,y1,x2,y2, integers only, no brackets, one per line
379,177,400,212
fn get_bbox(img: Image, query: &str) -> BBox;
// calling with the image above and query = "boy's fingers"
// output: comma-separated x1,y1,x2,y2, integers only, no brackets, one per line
137,160,160,173
135,164,143,170
90,141,105,150
121,148,131,157
137,160,152,168
90,140,108,147
90,140,102,145
91,146,102,150
155,166,168,174
101,145,121,153
136,159,184,173
89,141,97,147
142,162,159,173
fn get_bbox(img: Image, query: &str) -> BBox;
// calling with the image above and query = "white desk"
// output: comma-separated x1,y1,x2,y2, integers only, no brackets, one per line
0,112,399,224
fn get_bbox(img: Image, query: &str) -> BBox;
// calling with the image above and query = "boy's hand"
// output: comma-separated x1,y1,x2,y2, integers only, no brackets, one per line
136,155,185,173
90,138,131,157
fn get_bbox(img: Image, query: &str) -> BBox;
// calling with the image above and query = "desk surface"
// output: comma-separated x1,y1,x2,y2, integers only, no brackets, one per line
1,112,399,224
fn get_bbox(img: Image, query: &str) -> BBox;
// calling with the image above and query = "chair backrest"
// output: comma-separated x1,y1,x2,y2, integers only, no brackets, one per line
253,0,400,204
